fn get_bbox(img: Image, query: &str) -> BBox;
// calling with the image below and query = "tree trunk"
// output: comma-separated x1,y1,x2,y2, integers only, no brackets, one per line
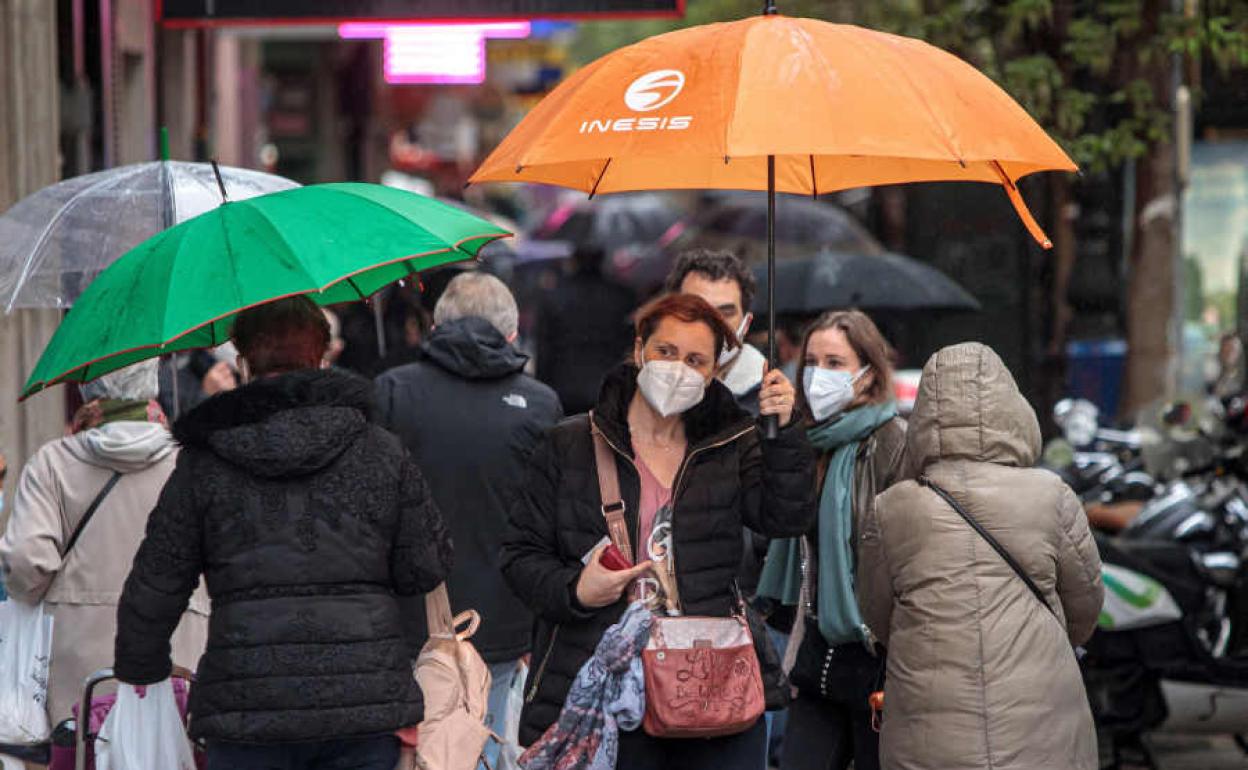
1121,138,1178,417
1120,0,1179,418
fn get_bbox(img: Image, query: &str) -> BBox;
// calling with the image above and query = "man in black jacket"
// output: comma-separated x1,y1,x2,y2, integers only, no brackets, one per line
376,272,562,764
535,244,637,415
115,297,452,770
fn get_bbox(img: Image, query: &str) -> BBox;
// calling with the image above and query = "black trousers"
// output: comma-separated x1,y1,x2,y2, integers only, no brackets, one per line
616,718,768,770
779,695,880,770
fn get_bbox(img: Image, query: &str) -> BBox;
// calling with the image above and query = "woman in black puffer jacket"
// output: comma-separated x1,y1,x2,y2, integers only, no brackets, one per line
114,297,452,770
501,294,816,770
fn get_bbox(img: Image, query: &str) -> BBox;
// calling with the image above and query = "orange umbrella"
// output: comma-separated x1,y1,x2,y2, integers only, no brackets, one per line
472,13,1073,243
471,9,1075,431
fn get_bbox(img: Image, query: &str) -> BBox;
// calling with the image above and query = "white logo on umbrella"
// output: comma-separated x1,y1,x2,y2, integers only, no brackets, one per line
624,70,686,112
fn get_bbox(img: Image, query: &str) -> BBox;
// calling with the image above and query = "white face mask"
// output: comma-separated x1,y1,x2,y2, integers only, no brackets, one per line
804,366,869,422
637,360,708,417
717,314,753,369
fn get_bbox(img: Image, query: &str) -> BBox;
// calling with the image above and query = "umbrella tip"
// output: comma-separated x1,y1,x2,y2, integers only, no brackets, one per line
159,127,170,162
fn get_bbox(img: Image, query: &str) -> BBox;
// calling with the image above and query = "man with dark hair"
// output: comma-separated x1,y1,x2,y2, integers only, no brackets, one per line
663,249,766,414
377,273,561,770
114,295,452,770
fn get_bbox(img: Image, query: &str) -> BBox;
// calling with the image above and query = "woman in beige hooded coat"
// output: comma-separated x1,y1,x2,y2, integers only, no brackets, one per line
0,361,208,729
858,343,1103,770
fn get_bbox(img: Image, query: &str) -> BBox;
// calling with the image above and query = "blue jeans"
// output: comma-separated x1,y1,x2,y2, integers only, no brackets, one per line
206,735,399,770
482,659,521,770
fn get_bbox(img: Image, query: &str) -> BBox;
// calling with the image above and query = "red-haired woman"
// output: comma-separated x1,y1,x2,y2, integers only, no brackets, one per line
502,293,817,770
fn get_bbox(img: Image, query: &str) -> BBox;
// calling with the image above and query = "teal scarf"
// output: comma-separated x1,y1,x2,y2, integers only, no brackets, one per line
757,401,897,645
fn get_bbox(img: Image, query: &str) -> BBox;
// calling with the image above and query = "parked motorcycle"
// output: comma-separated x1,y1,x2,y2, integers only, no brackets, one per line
1067,399,1248,768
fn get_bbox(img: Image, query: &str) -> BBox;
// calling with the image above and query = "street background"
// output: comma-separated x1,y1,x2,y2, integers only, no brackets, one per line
1,1,1247,765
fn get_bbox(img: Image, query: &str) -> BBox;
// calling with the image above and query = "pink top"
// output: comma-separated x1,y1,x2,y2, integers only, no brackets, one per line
634,455,681,615
636,457,673,562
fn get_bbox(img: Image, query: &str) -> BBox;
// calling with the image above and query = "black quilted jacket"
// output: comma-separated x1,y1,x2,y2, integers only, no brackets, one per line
113,368,452,743
501,363,817,745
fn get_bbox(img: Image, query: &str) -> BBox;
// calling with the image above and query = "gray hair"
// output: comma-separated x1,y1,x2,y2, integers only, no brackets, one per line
80,359,159,402
434,272,519,339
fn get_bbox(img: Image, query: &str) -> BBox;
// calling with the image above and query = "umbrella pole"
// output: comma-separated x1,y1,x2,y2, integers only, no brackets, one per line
161,140,181,420
373,297,388,359
170,354,180,420
764,154,779,440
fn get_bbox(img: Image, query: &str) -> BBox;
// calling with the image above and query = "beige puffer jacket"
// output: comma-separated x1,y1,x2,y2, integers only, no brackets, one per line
0,422,209,725
859,343,1103,770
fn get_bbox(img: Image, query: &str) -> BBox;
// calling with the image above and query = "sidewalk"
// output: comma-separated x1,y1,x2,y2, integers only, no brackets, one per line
1152,734,1247,768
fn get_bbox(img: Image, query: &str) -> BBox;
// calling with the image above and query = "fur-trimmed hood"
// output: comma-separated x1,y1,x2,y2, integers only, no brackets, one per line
173,368,375,478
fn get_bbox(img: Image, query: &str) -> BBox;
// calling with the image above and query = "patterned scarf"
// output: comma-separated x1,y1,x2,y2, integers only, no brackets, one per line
519,602,653,770
69,398,167,435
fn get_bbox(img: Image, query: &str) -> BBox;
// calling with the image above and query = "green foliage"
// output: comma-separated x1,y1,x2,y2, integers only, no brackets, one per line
569,0,1248,172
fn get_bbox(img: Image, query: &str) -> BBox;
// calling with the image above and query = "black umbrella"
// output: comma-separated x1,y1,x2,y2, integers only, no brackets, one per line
751,250,981,315
524,192,685,259
691,192,883,256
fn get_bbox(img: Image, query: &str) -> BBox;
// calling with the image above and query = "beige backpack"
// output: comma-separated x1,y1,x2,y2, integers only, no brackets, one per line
398,584,499,770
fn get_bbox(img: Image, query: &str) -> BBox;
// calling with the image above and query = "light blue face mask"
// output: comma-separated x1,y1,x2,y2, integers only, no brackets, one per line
803,366,869,422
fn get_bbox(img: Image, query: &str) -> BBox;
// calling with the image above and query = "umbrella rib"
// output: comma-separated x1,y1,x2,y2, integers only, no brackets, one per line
4,163,152,313
231,201,327,291
588,159,613,200
809,155,818,199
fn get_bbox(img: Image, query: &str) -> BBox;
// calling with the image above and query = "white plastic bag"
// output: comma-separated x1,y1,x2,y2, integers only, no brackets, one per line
0,599,55,744
498,661,527,770
95,680,196,770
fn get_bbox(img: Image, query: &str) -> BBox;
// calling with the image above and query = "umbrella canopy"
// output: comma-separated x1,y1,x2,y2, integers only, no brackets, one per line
21,183,508,399
751,251,981,315
0,162,299,312
470,14,1075,247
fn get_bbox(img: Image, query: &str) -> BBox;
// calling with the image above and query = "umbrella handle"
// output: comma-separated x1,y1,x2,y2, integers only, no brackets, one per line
763,414,779,440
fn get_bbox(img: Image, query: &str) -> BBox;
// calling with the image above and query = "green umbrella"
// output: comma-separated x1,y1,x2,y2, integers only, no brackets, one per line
21,182,508,399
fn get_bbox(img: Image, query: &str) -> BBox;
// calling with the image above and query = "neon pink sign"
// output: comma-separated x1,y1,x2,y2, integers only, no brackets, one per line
339,22,531,84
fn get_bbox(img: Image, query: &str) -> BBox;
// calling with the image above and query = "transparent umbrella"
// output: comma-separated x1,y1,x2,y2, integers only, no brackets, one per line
0,162,299,312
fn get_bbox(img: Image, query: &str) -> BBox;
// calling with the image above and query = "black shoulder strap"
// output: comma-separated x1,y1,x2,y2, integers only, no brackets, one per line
62,471,123,558
920,476,1056,617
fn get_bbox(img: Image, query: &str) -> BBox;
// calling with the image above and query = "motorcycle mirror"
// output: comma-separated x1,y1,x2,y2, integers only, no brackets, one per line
1053,398,1076,427
1163,401,1193,427
1063,400,1101,448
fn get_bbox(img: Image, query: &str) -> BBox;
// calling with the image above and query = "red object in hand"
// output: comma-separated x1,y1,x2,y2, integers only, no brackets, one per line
600,543,634,571
395,726,420,747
